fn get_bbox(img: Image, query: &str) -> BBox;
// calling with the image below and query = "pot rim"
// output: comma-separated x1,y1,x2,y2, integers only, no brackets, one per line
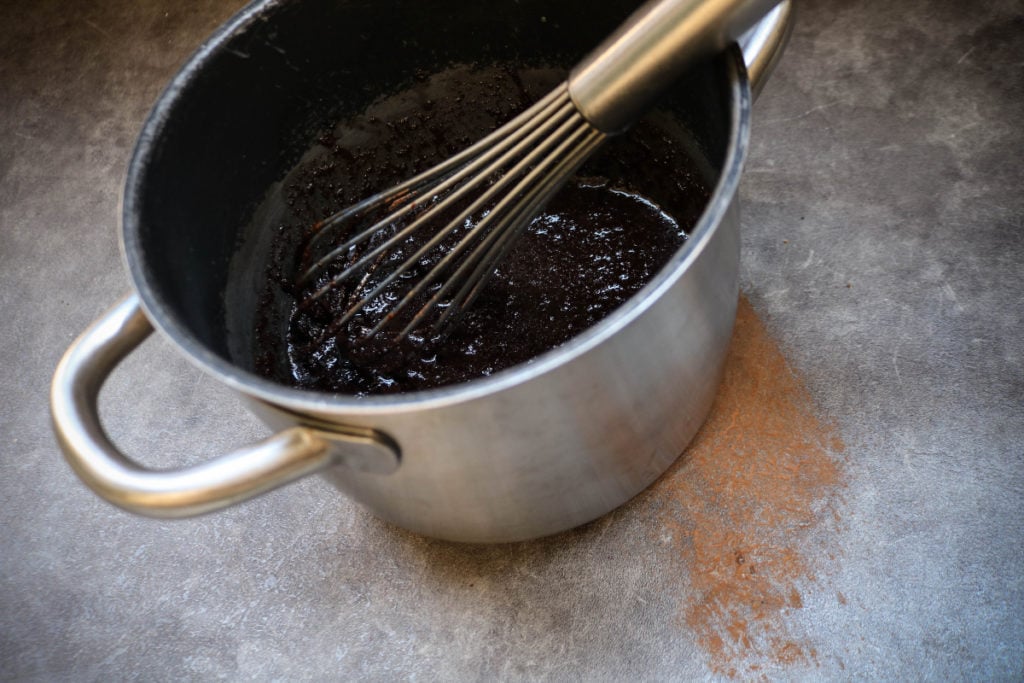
120,1,751,416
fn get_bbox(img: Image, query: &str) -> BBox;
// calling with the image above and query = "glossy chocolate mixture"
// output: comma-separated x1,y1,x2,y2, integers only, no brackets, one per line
252,65,710,396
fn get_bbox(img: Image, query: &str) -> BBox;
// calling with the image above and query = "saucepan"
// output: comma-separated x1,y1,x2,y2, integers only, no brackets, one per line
51,0,792,542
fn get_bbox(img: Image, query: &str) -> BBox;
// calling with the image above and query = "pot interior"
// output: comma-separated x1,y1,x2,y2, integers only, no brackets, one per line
124,0,736,389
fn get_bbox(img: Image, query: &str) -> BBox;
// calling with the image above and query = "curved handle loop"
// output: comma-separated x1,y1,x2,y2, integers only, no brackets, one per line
740,0,793,100
51,295,398,518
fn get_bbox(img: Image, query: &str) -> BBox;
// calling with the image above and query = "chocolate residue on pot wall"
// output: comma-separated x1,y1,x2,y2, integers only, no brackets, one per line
649,296,846,677
249,65,710,396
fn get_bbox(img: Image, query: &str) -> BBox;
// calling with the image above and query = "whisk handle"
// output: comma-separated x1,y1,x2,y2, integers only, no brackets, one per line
569,0,786,134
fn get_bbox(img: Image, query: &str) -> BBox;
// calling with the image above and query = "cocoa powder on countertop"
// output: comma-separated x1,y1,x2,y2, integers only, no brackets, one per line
649,296,846,677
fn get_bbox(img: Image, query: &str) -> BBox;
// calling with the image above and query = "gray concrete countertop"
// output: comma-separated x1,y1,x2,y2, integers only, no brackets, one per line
2,0,1021,679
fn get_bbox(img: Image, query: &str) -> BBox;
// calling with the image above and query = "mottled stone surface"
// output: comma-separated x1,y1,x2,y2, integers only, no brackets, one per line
1,0,1021,679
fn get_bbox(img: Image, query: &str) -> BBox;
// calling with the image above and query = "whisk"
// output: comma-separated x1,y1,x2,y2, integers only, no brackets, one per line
296,0,782,342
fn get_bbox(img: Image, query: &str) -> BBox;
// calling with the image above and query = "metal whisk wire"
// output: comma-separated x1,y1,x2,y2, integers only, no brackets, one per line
297,84,605,342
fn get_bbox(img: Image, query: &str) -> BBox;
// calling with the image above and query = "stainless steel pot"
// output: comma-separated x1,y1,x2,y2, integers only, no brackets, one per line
51,0,792,543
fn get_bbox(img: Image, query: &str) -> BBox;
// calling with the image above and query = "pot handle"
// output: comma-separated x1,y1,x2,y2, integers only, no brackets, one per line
51,295,400,518
740,0,793,100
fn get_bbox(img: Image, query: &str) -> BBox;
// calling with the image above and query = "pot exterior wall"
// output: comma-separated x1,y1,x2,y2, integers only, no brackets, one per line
249,200,740,543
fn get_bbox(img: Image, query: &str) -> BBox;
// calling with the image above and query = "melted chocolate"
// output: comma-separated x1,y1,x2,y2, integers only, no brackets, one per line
251,65,710,396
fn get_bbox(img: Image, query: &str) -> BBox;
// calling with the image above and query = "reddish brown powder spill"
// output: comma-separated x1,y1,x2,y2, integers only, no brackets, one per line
650,296,845,676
